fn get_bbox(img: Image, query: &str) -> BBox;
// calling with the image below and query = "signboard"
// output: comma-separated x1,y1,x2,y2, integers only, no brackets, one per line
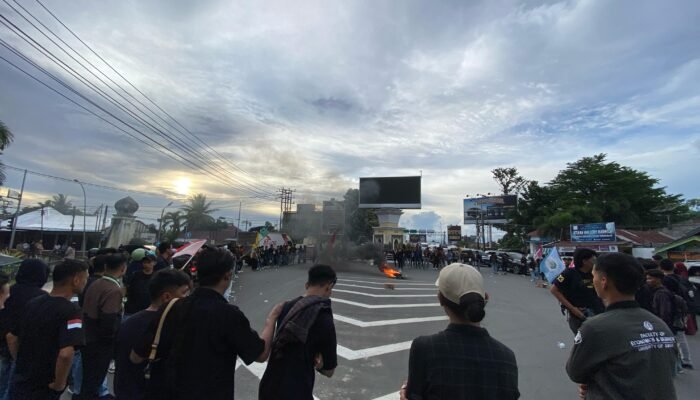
409,234,427,243
359,176,421,209
463,195,517,224
447,225,462,242
570,223,616,242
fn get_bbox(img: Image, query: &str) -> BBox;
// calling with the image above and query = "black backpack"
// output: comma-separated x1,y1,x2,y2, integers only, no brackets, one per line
668,274,699,313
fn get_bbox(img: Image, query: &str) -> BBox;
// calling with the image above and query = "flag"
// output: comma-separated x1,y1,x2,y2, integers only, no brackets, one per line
540,247,566,283
67,318,82,330
173,239,207,270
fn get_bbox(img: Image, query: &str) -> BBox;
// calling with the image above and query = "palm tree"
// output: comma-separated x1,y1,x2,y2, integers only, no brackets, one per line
181,194,218,231
163,211,185,235
0,120,14,185
45,194,74,214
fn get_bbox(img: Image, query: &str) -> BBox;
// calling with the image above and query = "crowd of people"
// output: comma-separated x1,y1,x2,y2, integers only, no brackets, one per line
245,245,309,271
0,241,694,399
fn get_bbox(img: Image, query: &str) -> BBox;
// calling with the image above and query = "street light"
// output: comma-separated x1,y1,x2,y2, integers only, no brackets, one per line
73,179,87,254
157,201,174,242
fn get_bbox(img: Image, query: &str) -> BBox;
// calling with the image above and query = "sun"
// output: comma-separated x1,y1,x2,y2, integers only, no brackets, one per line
173,177,192,196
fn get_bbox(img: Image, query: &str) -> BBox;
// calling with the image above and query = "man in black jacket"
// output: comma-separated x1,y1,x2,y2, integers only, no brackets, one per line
0,259,50,399
259,264,338,400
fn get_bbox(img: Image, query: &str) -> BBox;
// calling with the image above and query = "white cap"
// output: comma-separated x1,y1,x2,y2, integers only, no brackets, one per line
435,263,485,304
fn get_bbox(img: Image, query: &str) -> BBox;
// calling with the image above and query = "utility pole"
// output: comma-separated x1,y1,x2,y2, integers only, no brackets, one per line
40,206,45,241
237,201,242,237
70,206,76,244
9,169,27,249
277,187,295,231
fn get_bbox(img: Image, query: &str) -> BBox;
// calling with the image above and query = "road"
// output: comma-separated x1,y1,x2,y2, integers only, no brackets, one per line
231,261,700,400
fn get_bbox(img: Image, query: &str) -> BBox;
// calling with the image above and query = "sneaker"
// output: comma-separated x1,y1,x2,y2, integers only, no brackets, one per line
682,363,694,370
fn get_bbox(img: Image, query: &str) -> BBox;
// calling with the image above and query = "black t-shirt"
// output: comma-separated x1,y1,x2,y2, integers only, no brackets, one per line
259,296,338,400
135,287,264,400
554,268,605,313
114,309,158,400
124,271,153,315
11,295,85,388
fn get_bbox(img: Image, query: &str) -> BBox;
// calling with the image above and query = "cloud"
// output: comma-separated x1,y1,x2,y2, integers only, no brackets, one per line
1,0,698,226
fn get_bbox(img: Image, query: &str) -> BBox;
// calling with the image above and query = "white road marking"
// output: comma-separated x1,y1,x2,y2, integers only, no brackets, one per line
337,340,414,360
334,289,435,298
332,297,440,308
334,313,448,327
336,283,435,291
371,392,401,400
339,278,435,286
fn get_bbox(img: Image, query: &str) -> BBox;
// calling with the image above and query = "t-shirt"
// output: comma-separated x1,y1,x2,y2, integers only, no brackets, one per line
259,296,338,400
114,309,158,400
554,268,605,314
11,295,84,389
406,324,519,400
135,287,264,400
82,276,123,344
124,271,153,315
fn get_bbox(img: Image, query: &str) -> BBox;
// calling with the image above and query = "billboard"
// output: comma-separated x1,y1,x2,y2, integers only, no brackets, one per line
359,176,421,209
570,222,616,242
447,225,462,242
463,195,517,224
409,234,427,243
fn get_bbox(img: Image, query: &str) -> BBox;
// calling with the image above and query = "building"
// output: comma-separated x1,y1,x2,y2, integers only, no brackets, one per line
653,227,700,262
532,228,674,258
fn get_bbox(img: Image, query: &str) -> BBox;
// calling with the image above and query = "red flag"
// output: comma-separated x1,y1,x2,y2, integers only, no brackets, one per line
535,244,543,260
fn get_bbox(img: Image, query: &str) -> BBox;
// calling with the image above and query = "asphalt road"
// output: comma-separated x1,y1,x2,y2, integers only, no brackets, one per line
231,261,700,400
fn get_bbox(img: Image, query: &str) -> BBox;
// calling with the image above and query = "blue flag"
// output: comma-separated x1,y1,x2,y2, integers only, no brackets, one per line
540,247,566,283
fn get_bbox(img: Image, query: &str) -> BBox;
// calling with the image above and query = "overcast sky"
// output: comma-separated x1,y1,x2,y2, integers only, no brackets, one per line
1,0,699,233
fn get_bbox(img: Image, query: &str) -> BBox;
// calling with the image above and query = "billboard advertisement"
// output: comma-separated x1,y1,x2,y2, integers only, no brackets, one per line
409,234,428,243
463,195,517,224
447,225,462,242
570,222,616,242
359,176,421,209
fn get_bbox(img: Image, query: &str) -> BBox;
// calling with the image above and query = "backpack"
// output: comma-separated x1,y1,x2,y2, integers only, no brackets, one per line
671,292,688,331
668,274,698,313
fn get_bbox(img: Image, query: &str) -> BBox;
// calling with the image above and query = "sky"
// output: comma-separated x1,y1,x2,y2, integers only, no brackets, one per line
0,0,699,234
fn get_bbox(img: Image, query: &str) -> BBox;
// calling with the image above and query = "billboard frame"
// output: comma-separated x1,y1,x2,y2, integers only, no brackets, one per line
358,176,422,209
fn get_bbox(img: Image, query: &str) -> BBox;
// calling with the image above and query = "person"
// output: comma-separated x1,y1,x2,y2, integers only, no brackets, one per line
674,262,698,336
566,253,677,399
6,259,88,399
125,248,147,284
76,254,127,400
132,246,282,400
550,248,604,334
259,264,338,400
659,259,694,370
155,242,172,271
114,269,190,400
124,252,157,318
635,259,659,312
0,273,9,309
0,259,50,400
31,240,44,259
489,252,499,274
64,243,77,260
400,263,519,400
645,270,676,330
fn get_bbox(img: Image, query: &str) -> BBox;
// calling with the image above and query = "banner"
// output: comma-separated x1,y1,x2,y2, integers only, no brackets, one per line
409,234,427,243
463,195,517,224
447,225,462,242
541,247,566,283
570,223,616,242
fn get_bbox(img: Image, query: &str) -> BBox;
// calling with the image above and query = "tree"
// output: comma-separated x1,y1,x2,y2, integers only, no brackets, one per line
492,167,528,195
163,211,185,234
0,120,14,185
46,194,74,214
181,194,218,231
343,189,378,244
513,154,687,238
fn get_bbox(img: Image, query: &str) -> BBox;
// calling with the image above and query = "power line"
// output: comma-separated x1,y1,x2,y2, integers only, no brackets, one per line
0,13,273,200
31,0,279,196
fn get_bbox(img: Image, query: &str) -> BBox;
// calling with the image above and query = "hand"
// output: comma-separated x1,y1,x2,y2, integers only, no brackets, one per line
314,353,324,370
578,384,588,399
400,380,408,400
48,381,66,392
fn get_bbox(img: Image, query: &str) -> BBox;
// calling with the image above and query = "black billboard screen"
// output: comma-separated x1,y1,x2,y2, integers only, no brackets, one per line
359,176,421,209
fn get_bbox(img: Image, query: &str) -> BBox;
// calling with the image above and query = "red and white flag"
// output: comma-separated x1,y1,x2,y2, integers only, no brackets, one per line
67,318,82,330
535,244,543,260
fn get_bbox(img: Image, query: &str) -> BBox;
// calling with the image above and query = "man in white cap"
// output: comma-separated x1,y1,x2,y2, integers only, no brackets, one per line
400,263,520,400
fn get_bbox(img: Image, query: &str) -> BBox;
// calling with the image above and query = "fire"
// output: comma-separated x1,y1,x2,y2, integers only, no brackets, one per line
380,263,402,279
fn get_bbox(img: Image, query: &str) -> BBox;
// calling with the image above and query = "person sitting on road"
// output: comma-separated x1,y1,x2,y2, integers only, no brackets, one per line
401,263,520,400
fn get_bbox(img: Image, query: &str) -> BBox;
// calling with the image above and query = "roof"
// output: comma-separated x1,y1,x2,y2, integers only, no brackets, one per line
544,240,630,248
653,236,700,255
0,207,109,232
615,229,674,246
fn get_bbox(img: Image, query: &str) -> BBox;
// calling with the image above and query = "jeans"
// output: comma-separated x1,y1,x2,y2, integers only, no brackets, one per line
0,357,14,400
72,348,111,398
675,331,693,366
530,267,539,282
491,262,499,274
